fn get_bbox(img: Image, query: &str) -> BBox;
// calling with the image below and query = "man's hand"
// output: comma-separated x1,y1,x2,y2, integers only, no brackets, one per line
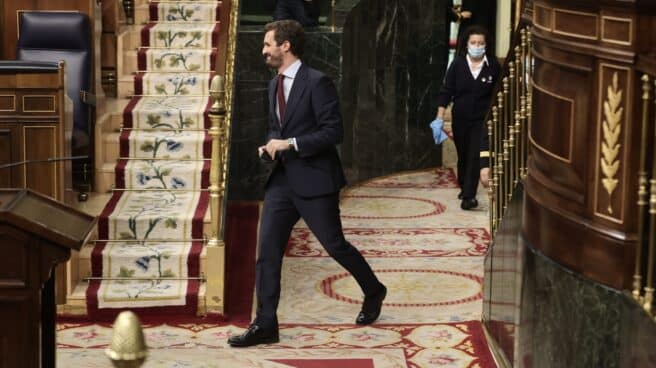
480,167,490,188
461,11,472,19
263,139,291,159
258,145,272,161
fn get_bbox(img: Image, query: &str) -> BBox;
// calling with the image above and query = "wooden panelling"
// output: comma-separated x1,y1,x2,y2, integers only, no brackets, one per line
0,96,15,112
0,295,35,368
524,192,635,290
23,126,57,199
101,34,117,69
216,0,232,73
530,83,574,163
0,130,13,189
22,95,56,113
553,8,598,40
0,73,61,90
0,68,66,200
601,16,633,46
525,0,650,290
0,126,21,189
533,3,553,31
528,54,591,202
101,0,118,33
532,41,593,72
0,226,29,288
15,73,60,88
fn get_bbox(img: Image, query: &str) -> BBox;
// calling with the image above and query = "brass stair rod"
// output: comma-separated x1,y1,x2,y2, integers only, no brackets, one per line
643,78,656,314
85,276,206,281
90,239,207,243
633,75,651,300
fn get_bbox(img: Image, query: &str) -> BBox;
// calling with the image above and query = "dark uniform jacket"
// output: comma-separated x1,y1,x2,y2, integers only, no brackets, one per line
437,55,500,168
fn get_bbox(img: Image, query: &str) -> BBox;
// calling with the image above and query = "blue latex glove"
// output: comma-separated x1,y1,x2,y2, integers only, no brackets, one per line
429,118,449,144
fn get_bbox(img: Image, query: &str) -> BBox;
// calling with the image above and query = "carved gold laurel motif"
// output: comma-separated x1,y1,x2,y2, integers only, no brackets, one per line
600,72,623,214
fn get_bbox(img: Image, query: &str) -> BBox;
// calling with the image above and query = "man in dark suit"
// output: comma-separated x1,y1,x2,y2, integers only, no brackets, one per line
228,20,387,348
271,0,320,27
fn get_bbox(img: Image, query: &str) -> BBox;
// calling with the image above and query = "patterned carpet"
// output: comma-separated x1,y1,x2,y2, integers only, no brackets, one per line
60,168,496,367
85,1,221,317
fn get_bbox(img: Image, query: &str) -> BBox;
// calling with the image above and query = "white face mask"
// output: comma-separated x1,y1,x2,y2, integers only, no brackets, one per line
467,45,486,58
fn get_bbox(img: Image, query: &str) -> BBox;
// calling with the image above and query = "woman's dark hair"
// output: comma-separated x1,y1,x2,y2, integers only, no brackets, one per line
264,20,306,58
457,25,492,58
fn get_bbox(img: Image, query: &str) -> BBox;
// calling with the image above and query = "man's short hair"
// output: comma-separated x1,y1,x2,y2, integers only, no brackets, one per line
264,20,306,58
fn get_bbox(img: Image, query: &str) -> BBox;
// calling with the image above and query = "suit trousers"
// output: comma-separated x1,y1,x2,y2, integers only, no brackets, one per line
254,167,382,328
452,119,483,199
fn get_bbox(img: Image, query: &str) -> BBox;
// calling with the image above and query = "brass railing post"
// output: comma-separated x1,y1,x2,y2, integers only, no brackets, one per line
208,75,226,246
643,78,656,314
493,106,500,230
520,93,527,178
488,119,495,233
331,0,337,32
122,0,135,25
206,75,227,310
634,75,651,301
497,92,506,218
503,77,510,210
645,177,655,314
508,62,516,191
514,45,522,185
527,30,533,149
508,123,515,203
520,29,528,177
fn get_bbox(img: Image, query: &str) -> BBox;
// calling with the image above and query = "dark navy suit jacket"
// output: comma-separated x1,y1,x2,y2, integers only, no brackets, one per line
265,63,346,198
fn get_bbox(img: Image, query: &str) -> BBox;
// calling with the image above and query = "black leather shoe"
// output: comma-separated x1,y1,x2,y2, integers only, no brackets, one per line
227,324,279,347
457,191,463,199
356,285,387,325
461,198,478,210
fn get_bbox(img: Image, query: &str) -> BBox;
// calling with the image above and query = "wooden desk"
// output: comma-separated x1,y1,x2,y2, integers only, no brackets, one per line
0,61,72,204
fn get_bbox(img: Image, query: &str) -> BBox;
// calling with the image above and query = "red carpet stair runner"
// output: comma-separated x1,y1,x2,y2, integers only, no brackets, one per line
86,0,222,318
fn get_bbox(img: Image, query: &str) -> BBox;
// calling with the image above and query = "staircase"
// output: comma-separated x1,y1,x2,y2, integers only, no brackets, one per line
65,0,232,318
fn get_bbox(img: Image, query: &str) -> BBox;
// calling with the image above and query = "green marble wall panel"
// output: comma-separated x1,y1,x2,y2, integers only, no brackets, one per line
340,0,450,183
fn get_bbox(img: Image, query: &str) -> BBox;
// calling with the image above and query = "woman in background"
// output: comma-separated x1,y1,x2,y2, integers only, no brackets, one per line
436,25,499,210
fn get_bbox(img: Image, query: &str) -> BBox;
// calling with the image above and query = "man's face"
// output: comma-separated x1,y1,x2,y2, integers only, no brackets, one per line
262,30,285,69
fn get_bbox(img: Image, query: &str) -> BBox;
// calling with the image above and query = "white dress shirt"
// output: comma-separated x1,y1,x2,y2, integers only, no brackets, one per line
466,54,488,80
276,59,302,150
